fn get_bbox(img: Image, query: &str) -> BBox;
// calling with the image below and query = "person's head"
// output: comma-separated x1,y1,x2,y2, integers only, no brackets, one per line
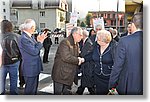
97,30,112,46
127,23,132,34
95,24,102,33
112,29,118,38
20,19,36,34
109,27,114,34
132,12,143,30
82,29,89,40
89,29,96,37
71,27,83,43
1,20,13,33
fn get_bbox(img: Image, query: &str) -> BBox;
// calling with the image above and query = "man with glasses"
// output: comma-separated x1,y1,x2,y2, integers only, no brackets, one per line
52,27,85,95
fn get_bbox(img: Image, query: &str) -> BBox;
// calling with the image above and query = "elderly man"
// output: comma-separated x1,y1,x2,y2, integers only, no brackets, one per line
18,19,47,94
52,27,84,95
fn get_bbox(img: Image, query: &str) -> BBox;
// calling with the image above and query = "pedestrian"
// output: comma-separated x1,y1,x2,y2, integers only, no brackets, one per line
89,24,103,43
18,19,47,95
109,12,143,95
92,30,114,95
89,28,96,37
76,30,95,95
120,23,133,37
52,27,84,95
0,20,21,95
43,33,52,63
112,29,120,42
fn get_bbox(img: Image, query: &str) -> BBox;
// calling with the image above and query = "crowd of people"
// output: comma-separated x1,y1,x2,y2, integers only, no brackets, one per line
0,12,143,95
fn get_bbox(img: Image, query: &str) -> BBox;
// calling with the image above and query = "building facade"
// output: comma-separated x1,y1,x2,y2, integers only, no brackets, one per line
10,0,68,31
89,11,125,32
0,0,10,22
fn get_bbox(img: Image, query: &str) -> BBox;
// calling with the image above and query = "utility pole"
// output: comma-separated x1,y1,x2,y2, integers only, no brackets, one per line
116,0,119,29
98,0,100,18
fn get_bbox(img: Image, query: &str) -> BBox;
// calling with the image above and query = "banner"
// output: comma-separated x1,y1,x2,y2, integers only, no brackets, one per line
93,17,105,30
66,23,74,37
69,12,78,27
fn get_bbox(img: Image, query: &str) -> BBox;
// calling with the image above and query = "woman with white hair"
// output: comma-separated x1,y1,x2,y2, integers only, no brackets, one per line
92,30,114,95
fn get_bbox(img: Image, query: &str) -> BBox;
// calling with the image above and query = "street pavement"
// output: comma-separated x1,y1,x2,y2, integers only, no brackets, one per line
5,36,89,95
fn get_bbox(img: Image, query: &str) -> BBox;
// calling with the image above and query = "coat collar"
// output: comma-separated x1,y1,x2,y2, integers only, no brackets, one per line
67,34,75,46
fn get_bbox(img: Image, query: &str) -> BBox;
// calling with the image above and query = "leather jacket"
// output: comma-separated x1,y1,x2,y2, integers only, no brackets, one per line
1,32,21,65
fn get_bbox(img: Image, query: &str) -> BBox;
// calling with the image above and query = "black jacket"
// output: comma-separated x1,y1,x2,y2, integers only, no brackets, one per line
1,32,21,65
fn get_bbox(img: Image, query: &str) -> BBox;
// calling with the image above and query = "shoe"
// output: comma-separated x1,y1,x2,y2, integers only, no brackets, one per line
19,84,25,89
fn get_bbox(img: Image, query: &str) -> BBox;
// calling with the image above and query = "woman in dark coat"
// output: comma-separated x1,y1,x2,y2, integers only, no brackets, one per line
92,30,114,95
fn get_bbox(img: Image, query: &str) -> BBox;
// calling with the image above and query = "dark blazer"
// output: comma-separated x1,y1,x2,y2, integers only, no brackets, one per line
52,34,79,86
80,38,94,87
109,31,143,95
43,37,52,50
18,32,43,77
120,32,128,37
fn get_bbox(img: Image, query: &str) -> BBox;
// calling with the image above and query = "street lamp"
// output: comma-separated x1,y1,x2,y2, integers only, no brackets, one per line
116,0,119,29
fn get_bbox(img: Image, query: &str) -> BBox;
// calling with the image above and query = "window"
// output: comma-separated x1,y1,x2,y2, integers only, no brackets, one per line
3,1,5,5
101,14,103,17
40,23,45,28
40,11,45,17
107,14,110,19
113,14,115,18
4,16,6,20
3,9,6,13
65,5,67,10
111,20,113,25
120,20,123,26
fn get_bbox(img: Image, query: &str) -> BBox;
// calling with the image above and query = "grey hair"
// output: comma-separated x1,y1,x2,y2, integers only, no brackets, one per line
82,29,89,37
132,12,143,30
19,19,36,30
70,27,82,35
96,24,102,30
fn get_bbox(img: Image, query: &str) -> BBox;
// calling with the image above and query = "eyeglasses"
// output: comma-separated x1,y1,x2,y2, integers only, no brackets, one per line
96,28,101,31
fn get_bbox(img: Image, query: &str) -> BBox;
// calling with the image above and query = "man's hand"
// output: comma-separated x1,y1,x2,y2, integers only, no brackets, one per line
78,57,85,65
37,31,48,43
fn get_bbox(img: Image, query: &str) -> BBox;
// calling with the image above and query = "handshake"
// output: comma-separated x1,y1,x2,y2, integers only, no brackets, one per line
78,57,85,65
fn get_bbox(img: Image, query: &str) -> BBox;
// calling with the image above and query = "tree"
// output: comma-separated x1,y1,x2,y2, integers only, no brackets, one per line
80,21,86,27
86,13,92,27
77,19,80,26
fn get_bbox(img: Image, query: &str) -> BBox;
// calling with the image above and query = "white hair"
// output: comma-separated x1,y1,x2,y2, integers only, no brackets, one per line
82,29,89,37
97,30,112,43
19,19,36,30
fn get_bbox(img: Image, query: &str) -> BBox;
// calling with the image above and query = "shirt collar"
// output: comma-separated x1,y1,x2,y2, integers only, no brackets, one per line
23,30,32,38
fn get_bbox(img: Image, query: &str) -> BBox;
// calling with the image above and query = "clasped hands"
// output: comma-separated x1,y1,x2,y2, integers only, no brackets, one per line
78,57,85,65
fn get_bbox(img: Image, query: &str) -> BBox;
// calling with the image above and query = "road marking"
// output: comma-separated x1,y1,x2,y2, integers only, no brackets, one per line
39,83,53,93
39,73,51,81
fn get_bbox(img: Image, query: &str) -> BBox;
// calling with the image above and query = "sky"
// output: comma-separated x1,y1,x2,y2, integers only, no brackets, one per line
72,0,125,18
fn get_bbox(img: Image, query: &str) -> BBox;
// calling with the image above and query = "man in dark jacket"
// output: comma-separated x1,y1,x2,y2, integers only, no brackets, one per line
109,12,143,95
52,27,84,95
43,35,52,63
76,30,95,95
